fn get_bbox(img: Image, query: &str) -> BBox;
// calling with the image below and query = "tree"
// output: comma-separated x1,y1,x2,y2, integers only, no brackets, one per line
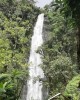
55,0,80,71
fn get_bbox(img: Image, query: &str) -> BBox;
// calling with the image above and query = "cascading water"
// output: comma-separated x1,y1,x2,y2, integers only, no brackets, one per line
26,14,44,100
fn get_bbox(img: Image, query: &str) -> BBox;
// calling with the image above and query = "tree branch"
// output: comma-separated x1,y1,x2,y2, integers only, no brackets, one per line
48,93,61,100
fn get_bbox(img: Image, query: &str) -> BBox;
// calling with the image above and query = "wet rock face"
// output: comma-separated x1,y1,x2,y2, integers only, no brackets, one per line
20,82,27,100
43,16,51,42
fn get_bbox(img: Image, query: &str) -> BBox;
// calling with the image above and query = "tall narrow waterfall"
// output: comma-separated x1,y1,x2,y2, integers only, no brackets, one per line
26,14,44,100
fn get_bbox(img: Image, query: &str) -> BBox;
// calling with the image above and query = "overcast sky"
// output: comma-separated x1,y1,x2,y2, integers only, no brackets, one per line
35,0,52,8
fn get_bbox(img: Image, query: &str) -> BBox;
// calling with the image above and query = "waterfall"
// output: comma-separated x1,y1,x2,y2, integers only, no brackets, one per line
26,14,44,100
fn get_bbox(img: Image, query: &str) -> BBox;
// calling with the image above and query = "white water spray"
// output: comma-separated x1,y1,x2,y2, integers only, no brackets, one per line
26,14,44,100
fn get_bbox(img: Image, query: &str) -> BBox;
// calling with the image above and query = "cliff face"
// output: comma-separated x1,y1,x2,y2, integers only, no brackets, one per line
43,16,52,43
20,83,27,100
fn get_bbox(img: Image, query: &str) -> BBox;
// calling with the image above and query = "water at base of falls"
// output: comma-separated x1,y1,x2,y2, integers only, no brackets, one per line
26,14,44,100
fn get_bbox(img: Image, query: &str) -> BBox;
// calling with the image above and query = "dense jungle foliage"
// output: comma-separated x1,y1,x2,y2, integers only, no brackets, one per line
0,0,40,99
0,0,80,100
41,0,80,100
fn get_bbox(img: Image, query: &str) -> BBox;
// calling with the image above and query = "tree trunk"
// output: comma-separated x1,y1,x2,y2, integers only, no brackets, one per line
77,27,80,72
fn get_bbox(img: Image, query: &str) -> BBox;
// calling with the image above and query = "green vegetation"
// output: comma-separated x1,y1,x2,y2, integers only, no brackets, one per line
0,0,80,100
41,0,80,99
64,75,80,100
0,0,40,99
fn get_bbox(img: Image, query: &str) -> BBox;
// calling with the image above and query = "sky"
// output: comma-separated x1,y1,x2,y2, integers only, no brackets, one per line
35,0,52,8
